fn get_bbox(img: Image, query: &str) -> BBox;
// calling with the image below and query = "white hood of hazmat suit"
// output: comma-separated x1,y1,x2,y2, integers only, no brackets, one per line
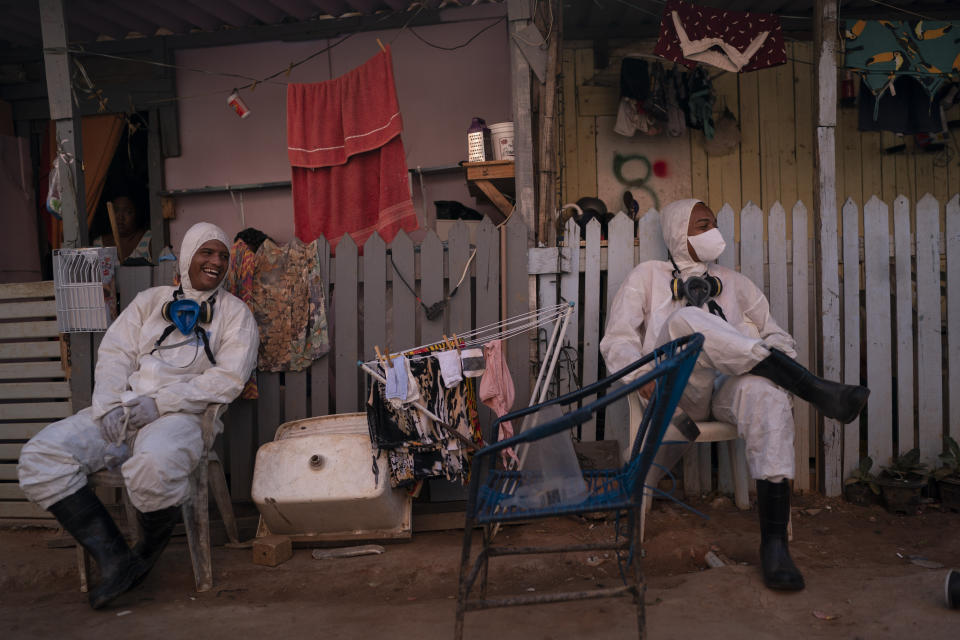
599,199,798,480
177,221,230,301
91,222,259,421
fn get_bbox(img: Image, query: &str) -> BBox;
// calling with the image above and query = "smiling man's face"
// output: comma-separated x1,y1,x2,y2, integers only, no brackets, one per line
187,240,229,291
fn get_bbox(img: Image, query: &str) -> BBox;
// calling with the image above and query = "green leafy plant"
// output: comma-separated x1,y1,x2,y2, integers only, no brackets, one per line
881,448,929,482
844,456,880,494
933,437,960,480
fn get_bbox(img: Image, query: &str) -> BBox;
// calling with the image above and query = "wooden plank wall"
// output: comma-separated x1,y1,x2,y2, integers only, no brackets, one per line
560,40,960,230
1,220,526,518
0,281,70,520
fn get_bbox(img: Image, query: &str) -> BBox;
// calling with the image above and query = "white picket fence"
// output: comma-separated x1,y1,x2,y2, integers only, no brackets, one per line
537,194,960,496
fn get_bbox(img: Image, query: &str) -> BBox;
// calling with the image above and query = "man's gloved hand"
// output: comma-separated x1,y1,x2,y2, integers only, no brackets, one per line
126,396,160,429
99,406,126,443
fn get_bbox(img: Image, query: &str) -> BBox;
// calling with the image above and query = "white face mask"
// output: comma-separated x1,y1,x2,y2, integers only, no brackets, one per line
688,228,726,263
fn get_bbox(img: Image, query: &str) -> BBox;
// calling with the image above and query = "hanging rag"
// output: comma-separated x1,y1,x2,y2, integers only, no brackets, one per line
460,348,485,378
479,339,518,463
434,350,463,388
666,65,687,137
843,19,960,120
251,238,330,372
614,59,660,137
654,0,787,73
857,76,944,134
686,67,716,139
287,46,418,252
385,355,409,401
223,237,259,399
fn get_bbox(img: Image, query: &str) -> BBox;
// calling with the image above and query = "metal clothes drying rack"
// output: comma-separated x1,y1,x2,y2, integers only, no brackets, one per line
357,302,576,453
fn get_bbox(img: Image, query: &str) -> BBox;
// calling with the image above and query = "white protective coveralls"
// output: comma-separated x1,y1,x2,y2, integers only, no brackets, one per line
19,223,259,512
599,199,796,480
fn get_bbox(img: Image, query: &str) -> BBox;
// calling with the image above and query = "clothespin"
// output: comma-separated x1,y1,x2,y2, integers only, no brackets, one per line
452,333,460,351
376,38,386,53
442,334,451,350
375,345,391,370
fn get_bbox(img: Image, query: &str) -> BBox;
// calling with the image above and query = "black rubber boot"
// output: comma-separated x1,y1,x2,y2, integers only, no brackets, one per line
750,348,869,424
130,506,180,587
756,479,805,591
47,485,147,609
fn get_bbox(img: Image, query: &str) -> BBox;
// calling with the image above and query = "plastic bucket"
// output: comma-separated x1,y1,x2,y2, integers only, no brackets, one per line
489,121,514,160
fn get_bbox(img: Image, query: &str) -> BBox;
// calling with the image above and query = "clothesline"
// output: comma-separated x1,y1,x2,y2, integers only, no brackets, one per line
360,302,574,366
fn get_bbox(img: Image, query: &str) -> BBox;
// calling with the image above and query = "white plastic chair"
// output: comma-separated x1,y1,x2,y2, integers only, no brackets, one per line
77,404,239,593
627,393,749,541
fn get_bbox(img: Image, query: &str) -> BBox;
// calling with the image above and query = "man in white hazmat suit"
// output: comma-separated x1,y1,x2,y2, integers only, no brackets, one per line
600,199,868,591
19,222,258,609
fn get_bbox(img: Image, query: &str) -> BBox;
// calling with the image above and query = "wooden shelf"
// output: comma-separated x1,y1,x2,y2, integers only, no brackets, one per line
463,160,515,221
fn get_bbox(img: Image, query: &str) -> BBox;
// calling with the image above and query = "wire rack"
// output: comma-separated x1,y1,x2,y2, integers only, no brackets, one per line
52,247,118,332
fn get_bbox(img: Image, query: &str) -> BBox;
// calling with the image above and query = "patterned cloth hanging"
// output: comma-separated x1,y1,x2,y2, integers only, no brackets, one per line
654,0,787,73
251,238,330,372
223,237,259,398
843,19,960,111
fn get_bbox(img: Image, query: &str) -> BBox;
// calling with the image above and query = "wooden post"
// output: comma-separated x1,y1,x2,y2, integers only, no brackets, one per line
536,0,560,246
39,0,86,249
40,0,95,410
507,0,535,246
813,0,842,496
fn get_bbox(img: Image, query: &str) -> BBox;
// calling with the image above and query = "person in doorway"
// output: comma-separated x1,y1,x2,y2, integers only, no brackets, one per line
600,199,869,591
18,222,258,609
95,194,152,262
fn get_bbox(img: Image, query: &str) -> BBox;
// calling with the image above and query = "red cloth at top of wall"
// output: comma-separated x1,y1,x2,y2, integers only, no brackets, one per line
287,46,418,251
653,0,786,73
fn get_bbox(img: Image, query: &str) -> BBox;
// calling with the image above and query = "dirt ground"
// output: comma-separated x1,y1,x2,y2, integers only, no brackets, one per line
2,493,959,640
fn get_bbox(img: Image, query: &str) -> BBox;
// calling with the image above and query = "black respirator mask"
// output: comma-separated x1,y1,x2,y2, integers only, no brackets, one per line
669,254,726,321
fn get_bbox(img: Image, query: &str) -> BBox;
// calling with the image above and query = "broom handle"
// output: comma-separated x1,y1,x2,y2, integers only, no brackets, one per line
106,201,125,262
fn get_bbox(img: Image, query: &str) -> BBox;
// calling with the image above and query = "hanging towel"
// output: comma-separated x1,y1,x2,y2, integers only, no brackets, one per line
434,350,464,388
287,46,418,251
654,0,786,73
479,339,518,463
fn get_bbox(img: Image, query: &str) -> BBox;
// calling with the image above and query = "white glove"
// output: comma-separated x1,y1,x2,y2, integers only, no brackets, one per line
99,406,127,443
126,396,160,429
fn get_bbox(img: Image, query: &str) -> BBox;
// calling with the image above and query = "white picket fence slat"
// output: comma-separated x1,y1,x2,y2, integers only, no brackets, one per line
948,196,960,449
893,197,915,465
916,194,943,465
842,199,862,477
791,201,811,492
864,197,894,469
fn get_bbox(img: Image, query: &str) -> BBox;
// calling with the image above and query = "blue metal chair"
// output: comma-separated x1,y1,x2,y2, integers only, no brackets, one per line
454,333,704,640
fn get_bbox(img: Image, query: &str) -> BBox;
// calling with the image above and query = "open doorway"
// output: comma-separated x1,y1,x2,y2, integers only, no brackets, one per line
88,112,151,263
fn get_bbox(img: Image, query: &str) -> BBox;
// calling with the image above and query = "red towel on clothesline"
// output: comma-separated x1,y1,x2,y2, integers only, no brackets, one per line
287,46,418,251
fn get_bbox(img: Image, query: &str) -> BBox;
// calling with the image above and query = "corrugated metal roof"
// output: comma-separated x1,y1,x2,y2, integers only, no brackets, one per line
1,1,955,51
563,1,960,40
0,0,498,50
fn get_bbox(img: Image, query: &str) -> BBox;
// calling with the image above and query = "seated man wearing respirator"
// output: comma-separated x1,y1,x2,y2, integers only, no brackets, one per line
601,199,868,591
19,222,258,609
